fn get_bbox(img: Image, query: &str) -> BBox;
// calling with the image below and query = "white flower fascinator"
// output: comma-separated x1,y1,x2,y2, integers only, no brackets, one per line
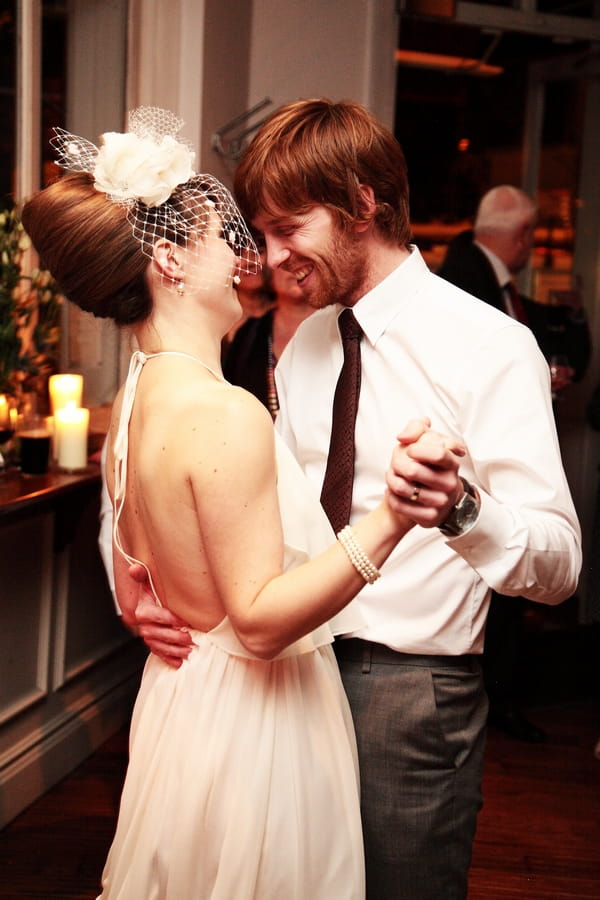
50,107,260,290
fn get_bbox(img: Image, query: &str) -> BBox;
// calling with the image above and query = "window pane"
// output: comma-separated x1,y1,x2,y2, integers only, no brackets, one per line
0,1,16,208
42,0,66,186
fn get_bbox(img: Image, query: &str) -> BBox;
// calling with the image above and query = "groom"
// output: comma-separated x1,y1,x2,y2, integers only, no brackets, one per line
115,100,581,899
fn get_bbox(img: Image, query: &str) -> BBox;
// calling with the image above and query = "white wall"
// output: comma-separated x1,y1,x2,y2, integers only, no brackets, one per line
200,0,254,182
63,0,129,406
127,0,204,152
247,0,398,127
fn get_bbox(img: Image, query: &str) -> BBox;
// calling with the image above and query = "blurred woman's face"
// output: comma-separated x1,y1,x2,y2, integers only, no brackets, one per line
271,265,304,304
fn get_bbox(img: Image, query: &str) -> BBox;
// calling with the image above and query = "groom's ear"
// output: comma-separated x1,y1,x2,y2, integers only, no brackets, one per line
355,184,377,233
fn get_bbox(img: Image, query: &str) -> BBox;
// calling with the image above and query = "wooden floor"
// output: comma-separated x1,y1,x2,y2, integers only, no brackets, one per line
2,603,600,898
0,697,598,899
470,700,600,900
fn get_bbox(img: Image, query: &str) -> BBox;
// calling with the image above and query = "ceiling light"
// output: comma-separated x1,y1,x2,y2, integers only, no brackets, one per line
395,48,503,76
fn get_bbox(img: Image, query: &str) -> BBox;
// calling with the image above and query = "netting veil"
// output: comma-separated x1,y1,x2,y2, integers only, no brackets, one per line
50,107,261,291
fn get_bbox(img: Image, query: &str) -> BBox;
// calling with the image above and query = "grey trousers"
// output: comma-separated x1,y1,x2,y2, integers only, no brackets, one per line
336,642,488,900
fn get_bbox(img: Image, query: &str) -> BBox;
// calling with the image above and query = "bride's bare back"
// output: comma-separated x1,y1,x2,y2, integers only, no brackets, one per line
105,351,460,661
106,352,284,634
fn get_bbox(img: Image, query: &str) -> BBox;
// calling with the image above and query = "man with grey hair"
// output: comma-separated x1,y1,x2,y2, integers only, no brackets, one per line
439,185,589,389
438,184,590,743
473,185,536,290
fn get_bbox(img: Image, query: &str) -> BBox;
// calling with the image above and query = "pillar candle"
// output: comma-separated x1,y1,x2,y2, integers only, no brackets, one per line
49,374,83,415
55,402,89,470
0,395,9,441
45,415,55,459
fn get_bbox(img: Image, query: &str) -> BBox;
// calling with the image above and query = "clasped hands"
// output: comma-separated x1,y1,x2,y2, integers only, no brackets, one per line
385,417,465,526
127,417,465,667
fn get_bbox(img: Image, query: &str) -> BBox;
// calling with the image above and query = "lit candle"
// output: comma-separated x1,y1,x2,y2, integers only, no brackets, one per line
55,402,89,470
49,374,83,415
45,415,55,459
0,395,9,442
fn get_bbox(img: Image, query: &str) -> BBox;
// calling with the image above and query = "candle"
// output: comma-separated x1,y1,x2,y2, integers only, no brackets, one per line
45,415,56,459
55,402,89,470
49,374,83,415
0,395,10,443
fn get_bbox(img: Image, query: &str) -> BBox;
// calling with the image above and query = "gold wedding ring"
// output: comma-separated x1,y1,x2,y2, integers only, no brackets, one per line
410,485,420,502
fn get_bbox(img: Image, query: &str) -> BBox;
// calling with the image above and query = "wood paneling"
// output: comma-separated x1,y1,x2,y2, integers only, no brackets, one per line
0,474,146,828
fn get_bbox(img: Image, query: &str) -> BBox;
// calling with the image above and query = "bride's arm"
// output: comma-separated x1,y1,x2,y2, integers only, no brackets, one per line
129,399,462,664
190,392,461,659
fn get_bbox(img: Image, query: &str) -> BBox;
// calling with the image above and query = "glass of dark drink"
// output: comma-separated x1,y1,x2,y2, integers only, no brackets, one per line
16,414,51,475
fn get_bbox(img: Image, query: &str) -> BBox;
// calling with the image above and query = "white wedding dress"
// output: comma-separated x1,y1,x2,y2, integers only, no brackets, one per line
97,351,365,900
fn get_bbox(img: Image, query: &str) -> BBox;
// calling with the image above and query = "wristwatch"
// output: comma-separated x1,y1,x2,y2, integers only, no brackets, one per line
439,477,480,537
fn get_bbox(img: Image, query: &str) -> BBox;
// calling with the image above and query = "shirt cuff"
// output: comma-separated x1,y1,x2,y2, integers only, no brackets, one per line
441,486,515,567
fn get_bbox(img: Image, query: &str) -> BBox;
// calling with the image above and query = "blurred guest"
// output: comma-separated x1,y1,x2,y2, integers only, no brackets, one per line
233,266,276,320
224,264,313,417
438,185,590,395
438,185,590,744
224,265,275,343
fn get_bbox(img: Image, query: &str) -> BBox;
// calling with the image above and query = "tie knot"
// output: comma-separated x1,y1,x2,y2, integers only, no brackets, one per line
338,308,362,343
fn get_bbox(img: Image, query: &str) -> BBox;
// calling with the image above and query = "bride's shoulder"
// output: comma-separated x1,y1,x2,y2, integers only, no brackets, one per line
179,379,273,441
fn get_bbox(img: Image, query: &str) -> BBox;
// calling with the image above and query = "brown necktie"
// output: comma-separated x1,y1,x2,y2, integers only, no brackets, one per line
320,308,363,534
505,281,529,326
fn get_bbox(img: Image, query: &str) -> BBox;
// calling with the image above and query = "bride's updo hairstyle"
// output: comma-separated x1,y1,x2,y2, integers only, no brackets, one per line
21,107,260,327
22,172,152,325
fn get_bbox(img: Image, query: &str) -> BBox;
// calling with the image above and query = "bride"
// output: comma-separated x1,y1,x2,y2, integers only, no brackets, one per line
21,108,463,899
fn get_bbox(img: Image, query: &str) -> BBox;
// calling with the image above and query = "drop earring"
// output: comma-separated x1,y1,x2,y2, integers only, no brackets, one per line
176,280,185,296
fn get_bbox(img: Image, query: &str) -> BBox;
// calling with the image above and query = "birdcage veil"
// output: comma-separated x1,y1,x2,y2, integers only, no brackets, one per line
50,107,261,291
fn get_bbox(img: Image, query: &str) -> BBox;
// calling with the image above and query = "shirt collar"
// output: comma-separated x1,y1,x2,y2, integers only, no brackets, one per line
345,245,428,345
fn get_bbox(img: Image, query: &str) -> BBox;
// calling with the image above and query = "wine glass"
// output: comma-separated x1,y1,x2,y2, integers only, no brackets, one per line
549,354,571,402
0,394,15,470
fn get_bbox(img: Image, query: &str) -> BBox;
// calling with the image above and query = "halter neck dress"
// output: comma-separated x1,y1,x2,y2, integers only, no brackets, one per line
98,351,365,900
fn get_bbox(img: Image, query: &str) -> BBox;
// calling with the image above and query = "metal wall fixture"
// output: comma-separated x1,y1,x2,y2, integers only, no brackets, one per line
211,97,273,161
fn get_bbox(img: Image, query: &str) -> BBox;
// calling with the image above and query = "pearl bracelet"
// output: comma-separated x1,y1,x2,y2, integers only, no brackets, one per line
337,525,381,585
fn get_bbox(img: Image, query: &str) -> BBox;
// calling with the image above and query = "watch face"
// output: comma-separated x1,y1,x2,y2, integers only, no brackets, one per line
457,497,477,529
440,485,479,536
